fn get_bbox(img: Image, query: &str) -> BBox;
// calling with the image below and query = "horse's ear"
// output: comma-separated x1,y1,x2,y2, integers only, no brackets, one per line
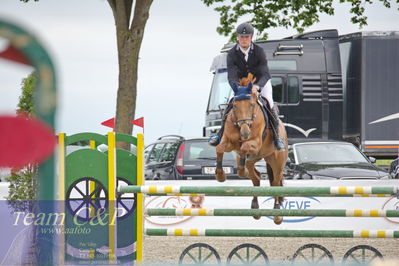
239,77,246,86
248,73,253,81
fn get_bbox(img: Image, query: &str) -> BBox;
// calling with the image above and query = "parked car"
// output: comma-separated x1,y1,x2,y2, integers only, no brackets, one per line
285,140,391,180
389,158,399,179
144,135,239,180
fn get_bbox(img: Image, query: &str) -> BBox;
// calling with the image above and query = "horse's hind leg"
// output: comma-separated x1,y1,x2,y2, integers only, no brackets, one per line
246,160,261,220
267,163,284,204
267,163,283,225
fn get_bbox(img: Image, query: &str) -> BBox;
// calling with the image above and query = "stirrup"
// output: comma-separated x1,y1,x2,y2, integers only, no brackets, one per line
208,134,221,146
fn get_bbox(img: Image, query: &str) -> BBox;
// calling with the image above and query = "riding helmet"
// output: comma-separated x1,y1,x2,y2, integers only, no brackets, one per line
236,22,254,36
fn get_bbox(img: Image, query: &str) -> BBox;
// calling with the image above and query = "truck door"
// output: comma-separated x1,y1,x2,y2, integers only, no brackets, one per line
273,74,322,139
285,74,322,139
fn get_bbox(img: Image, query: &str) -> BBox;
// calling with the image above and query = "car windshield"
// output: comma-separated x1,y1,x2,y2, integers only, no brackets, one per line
294,143,369,164
184,140,236,161
207,70,232,112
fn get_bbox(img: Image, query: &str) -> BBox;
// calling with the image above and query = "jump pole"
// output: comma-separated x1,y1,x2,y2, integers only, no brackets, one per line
57,133,66,265
145,208,399,218
145,228,399,238
136,133,144,264
118,185,399,197
108,132,117,264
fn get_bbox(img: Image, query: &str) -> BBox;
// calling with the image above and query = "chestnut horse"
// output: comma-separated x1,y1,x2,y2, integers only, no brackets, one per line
215,74,288,224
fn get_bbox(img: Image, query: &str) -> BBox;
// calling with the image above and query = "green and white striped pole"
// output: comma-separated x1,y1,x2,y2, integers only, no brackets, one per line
119,185,399,197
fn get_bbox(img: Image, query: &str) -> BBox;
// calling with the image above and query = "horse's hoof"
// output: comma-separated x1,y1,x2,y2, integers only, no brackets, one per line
251,200,260,219
237,168,247,178
215,171,226,182
251,200,259,210
274,216,283,225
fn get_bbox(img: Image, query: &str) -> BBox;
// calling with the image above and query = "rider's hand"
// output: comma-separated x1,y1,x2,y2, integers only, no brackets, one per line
252,84,260,94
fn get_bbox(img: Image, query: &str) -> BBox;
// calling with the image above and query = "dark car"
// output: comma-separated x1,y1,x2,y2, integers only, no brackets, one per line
285,141,391,180
144,135,238,180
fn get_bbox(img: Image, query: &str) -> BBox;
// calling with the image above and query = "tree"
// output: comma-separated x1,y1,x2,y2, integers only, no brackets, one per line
21,0,153,149
107,0,153,148
202,0,398,40
7,72,38,211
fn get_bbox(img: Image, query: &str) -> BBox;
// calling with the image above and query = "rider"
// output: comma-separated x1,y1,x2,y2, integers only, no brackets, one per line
208,22,286,151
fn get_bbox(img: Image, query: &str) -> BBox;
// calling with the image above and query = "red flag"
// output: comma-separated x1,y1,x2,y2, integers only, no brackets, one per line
130,117,144,128
101,117,115,129
0,115,56,168
0,44,31,65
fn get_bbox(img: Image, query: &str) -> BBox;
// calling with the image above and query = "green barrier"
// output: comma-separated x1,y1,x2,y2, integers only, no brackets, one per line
60,132,143,264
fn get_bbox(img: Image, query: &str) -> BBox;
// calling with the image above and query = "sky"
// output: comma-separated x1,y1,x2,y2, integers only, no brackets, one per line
1,0,399,145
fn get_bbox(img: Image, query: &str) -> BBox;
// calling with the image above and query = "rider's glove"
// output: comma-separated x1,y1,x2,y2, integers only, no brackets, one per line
252,84,260,94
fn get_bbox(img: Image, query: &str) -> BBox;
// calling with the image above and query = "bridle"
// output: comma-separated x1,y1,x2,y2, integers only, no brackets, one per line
232,94,258,129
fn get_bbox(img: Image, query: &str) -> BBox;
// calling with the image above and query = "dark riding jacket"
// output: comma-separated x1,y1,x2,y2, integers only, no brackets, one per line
227,43,271,90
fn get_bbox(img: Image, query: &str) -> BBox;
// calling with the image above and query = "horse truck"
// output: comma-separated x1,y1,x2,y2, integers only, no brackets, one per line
204,29,399,159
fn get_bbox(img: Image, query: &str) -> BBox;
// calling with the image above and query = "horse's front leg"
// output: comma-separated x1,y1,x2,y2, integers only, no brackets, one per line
236,153,247,178
215,143,226,182
245,160,261,220
240,139,261,156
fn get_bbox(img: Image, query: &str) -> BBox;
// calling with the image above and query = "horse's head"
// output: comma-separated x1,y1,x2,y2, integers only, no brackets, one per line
232,75,258,141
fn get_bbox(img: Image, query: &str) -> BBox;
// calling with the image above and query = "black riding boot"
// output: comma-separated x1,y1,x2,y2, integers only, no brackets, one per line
208,104,233,146
269,105,286,151
258,96,286,151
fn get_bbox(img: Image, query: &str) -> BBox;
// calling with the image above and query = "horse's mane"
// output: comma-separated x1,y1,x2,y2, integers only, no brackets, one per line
239,73,256,87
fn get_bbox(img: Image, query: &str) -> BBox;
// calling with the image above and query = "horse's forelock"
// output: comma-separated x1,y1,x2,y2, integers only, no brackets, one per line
239,74,256,87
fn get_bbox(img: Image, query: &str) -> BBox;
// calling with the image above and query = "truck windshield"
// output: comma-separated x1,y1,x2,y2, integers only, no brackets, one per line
208,70,232,111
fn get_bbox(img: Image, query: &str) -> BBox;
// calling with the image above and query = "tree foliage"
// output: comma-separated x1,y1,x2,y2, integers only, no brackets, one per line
16,72,36,116
202,0,398,40
7,72,38,212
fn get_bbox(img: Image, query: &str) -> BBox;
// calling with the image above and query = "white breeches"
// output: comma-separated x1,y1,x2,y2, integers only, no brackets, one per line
260,79,274,108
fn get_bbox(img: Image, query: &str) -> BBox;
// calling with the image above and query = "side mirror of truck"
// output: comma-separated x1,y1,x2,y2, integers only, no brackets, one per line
368,156,376,163
286,157,293,167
